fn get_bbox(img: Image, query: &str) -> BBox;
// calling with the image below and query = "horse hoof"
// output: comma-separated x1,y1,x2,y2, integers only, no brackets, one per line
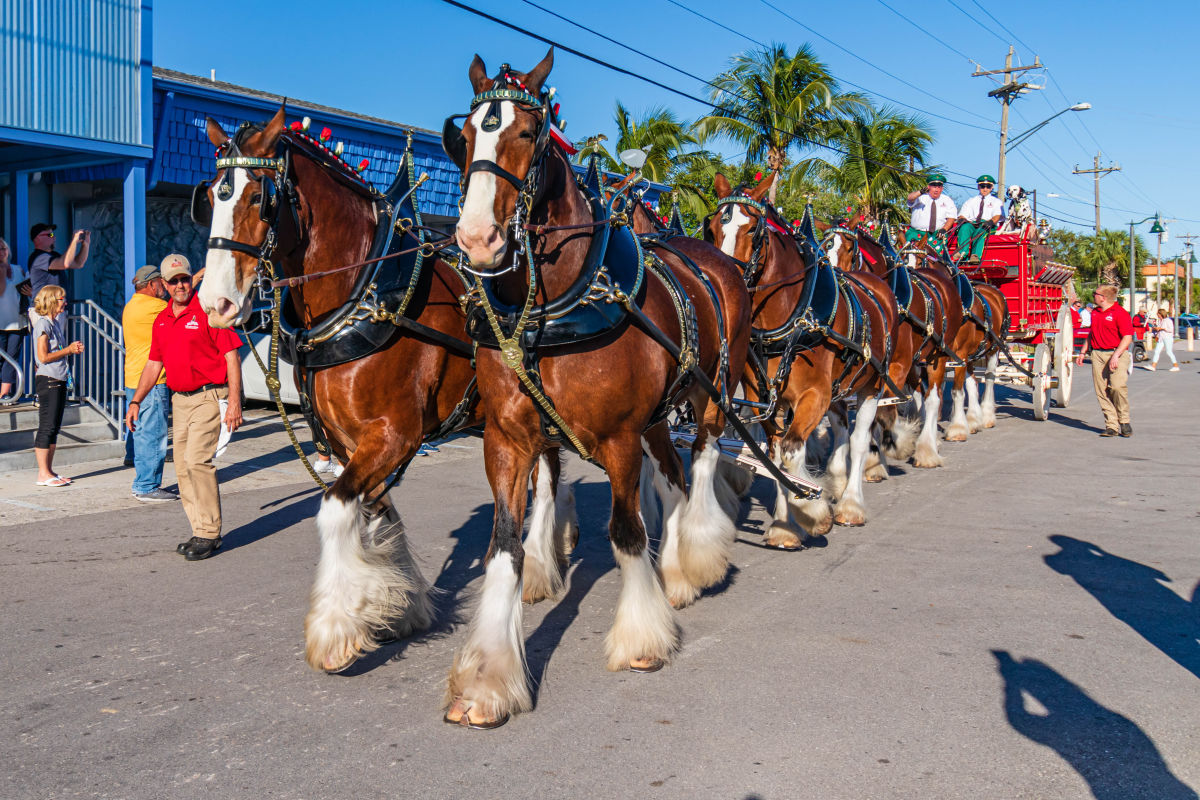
945,433,967,443
322,653,358,674
863,474,885,483
764,527,804,550
629,657,664,673
444,699,510,730
834,513,866,527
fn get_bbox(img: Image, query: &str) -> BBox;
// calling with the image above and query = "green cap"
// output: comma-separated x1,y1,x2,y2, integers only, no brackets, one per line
976,174,996,184
927,173,946,184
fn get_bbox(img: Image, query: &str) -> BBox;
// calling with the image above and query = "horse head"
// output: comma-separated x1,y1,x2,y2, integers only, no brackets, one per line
706,172,777,273
195,105,289,328
444,49,556,269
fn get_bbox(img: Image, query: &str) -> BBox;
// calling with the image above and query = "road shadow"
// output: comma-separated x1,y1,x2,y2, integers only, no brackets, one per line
993,650,1197,799
221,491,321,552
1045,535,1199,679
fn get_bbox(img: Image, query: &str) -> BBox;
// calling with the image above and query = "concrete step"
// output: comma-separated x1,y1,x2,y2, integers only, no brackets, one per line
1,401,111,431
0,439,126,472
0,421,118,451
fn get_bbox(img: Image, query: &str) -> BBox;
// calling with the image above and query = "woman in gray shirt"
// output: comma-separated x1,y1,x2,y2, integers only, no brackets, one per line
32,285,83,486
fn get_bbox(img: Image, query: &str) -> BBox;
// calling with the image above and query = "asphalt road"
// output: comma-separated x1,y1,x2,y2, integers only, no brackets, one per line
3,357,1198,799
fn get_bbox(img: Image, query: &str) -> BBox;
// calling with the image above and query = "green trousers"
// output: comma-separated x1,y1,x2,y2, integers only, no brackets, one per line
955,221,991,261
905,227,949,259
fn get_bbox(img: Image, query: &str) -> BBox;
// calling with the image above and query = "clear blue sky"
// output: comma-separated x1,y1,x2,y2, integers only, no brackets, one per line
154,0,1199,253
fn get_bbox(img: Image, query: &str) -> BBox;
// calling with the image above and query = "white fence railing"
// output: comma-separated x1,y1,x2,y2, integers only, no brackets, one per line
12,301,126,436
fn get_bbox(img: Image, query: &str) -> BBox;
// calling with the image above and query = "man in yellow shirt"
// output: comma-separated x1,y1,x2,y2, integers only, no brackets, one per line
123,263,175,502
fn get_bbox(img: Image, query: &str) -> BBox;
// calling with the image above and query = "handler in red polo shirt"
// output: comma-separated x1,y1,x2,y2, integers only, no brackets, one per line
125,254,243,560
1075,284,1134,438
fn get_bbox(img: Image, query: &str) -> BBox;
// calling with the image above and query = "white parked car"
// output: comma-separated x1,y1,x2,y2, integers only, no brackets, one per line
239,333,300,405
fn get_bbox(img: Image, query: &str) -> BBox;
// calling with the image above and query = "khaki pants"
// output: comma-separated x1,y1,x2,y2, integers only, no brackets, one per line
1090,349,1130,430
172,386,227,538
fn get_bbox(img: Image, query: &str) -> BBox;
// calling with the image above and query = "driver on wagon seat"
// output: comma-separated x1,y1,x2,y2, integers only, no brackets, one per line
954,174,1003,265
905,173,957,258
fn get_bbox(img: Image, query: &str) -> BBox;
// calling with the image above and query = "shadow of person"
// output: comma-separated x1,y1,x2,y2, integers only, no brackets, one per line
993,650,1197,800
1045,535,1199,679
220,491,322,552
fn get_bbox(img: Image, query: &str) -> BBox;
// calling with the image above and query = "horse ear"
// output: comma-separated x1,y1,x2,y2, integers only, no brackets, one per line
469,54,489,94
522,48,554,95
261,104,286,144
815,220,830,233
714,173,731,198
749,172,774,201
205,117,229,148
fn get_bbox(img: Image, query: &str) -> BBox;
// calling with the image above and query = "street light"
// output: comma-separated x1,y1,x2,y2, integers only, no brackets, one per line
1127,213,1163,313
1005,103,1092,152
1185,245,1197,320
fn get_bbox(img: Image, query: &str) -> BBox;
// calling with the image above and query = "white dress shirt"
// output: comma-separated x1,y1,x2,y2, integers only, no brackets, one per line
908,193,958,231
959,194,1004,222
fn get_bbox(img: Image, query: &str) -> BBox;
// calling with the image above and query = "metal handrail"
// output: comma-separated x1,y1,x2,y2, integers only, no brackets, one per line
0,347,23,400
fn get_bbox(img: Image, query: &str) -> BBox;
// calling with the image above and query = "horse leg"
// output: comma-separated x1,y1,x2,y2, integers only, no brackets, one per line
912,378,945,468
304,434,430,674
364,494,434,639
523,451,571,605
444,443,536,728
982,353,999,428
834,395,879,527
640,427,695,608
965,367,982,433
677,395,740,594
602,435,680,672
825,404,851,501
764,430,831,549
863,409,889,482
945,365,969,442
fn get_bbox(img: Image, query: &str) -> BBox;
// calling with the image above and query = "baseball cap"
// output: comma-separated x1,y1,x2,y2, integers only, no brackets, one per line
132,264,161,286
30,222,57,240
160,253,192,282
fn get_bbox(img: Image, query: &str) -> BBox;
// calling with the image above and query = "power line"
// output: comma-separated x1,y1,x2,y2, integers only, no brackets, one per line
872,0,977,65
944,0,1008,47
660,0,994,134
435,0,986,190
966,0,1037,57
755,0,996,124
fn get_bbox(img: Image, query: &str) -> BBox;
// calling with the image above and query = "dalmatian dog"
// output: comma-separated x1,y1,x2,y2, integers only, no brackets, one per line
999,185,1034,234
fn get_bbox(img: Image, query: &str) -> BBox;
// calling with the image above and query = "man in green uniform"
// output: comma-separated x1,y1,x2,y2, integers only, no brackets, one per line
954,175,1003,264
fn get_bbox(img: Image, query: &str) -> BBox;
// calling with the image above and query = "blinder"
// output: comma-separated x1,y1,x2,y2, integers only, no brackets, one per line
258,175,279,223
191,181,213,228
441,115,468,171
701,213,715,244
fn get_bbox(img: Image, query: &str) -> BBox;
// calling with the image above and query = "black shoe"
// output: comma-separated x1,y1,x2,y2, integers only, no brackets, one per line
184,536,222,561
1119,423,1132,438
165,452,173,463
177,536,203,554
123,458,134,467
1099,429,1118,437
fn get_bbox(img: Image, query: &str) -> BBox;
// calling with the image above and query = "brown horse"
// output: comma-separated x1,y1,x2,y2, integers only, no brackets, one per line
443,50,751,727
708,173,902,539
193,107,576,675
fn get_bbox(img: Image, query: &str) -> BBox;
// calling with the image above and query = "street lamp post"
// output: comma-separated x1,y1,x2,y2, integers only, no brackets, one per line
1001,103,1090,196
1127,213,1163,314
1188,246,1198,317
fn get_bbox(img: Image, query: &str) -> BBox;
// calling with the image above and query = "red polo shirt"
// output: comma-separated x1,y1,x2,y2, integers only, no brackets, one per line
148,294,242,392
1088,303,1134,350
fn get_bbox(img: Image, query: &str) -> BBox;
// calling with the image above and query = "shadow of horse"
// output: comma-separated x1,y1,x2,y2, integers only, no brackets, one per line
1045,535,1199,680
993,650,1197,799
220,491,322,553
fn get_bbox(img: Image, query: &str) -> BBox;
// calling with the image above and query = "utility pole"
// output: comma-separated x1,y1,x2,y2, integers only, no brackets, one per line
1072,152,1121,233
1180,234,1198,315
972,47,1043,196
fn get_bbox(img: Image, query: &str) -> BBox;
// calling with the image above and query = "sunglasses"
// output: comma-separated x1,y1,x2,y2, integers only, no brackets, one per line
38,231,55,238
166,276,192,285
978,183,994,188
928,182,944,188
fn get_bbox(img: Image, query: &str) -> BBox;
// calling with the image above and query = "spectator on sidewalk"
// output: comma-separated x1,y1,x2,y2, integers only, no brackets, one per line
1075,285,1134,438
122,264,175,502
28,224,89,299
32,285,83,486
1,237,33,404
1146,309,1179,372
124,255,243,561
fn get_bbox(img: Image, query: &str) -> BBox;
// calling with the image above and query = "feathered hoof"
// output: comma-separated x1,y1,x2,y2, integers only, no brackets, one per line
834,503,867,527
983,419,996,429
911,457,944,469
629,656,665,673
305,620,374,674
763,522,805,550
944,429,968,443
522,553,566,605
444,699,510,730
863,463,888,483
662,565,701,609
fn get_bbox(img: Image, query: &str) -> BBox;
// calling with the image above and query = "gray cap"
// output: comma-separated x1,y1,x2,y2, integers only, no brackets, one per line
132,264,161,286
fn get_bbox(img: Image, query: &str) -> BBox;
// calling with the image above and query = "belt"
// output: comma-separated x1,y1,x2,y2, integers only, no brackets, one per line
175,382,224,396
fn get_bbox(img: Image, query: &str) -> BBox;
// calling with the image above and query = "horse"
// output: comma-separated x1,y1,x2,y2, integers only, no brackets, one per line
192,106,577,676
442,50,752,728
707,173,901,539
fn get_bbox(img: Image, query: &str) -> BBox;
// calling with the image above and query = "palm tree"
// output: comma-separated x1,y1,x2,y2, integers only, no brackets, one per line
812,105,934,222
697,43,866,203
1082,229,1148,287
576,102,704,184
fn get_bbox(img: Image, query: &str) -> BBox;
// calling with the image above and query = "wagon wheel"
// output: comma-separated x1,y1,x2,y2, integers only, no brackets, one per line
1031,343,1051,421
1053,305,1074,408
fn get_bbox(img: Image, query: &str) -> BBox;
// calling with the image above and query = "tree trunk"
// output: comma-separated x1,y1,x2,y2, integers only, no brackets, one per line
766,147,786,205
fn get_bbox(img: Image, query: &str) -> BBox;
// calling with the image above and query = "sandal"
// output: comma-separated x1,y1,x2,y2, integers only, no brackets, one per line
35,476,71,487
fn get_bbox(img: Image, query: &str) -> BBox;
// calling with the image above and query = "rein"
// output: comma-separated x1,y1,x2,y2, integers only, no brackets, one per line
270,237,451,289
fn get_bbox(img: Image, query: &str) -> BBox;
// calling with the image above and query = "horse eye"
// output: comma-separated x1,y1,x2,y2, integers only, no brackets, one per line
518,130,535,140
250,194,263,205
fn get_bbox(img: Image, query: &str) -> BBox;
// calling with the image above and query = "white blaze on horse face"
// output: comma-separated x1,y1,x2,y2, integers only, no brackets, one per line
718,205,752,259
198,168,254,326
828,233,843,263
456,103,517,267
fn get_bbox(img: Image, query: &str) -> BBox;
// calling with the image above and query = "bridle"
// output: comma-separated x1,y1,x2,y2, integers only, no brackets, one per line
440,69,562,275
704,193,777,285
821,223,860,269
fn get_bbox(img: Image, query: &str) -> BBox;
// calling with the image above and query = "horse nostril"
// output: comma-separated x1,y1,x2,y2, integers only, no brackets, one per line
216,298,237,319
